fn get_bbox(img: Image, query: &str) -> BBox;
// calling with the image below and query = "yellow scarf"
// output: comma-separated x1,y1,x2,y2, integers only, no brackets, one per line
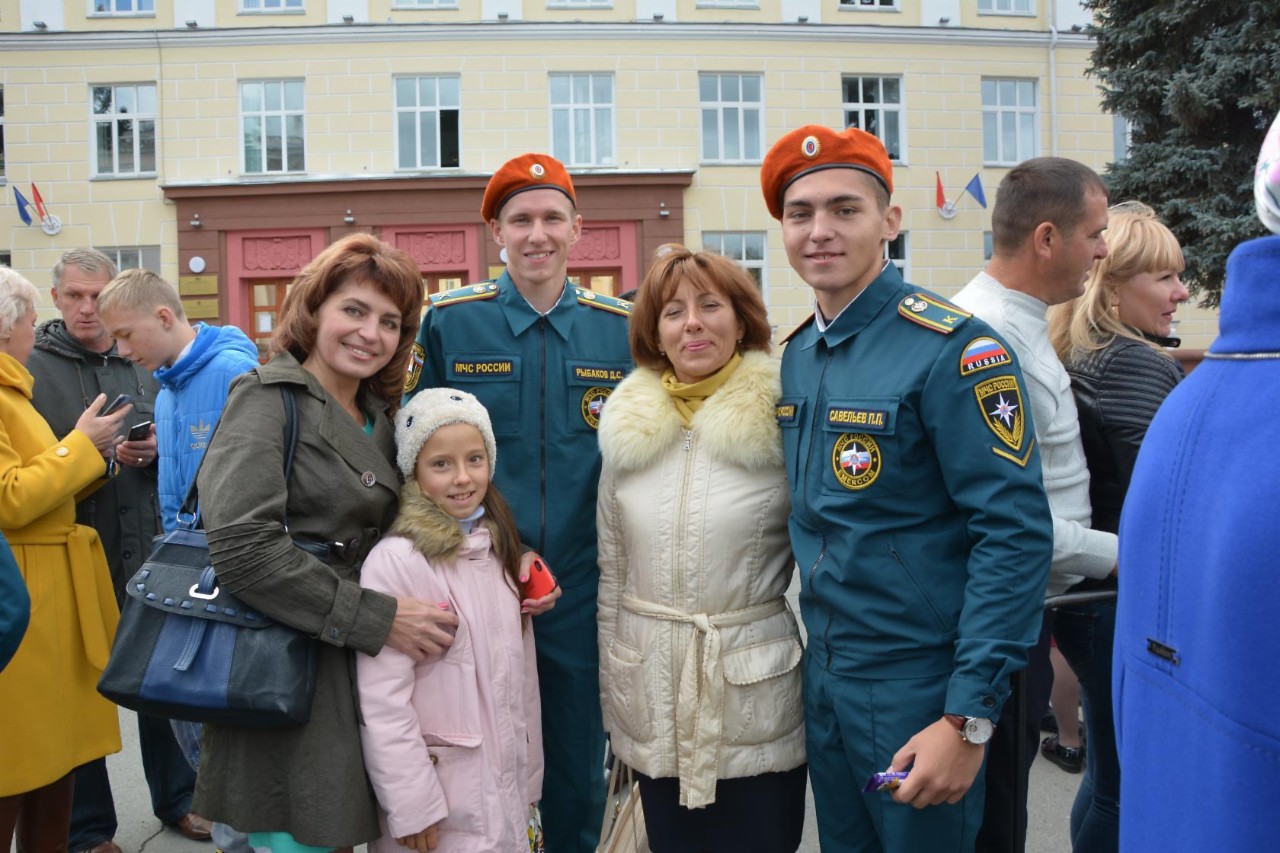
660,352,742,428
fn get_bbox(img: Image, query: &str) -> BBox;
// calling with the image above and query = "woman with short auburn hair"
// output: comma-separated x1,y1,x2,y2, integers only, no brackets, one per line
192,235,458,853
597,245,806,853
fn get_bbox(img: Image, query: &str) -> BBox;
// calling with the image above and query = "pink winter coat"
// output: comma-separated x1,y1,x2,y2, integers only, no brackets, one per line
357,484,543,853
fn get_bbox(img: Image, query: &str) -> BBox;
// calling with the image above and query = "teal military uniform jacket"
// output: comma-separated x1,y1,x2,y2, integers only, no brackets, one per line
780,263,1053,721
404,271,632,622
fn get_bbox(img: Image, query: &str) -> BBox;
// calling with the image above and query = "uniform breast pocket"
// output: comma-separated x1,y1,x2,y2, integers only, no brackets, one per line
819,397,905,498
565,360,630,432
775,397,806,486
447,354,522,437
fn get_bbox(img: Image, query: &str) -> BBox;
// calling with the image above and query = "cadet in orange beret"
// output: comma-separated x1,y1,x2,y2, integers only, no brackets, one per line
404,153,631,852
765,126,1053,852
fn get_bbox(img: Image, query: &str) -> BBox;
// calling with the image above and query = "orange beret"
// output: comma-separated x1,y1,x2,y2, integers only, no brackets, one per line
480,153,577,222
760,125,894,219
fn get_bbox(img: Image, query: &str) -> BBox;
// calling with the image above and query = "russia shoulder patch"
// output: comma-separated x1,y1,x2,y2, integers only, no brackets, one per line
959,336,1012,376
430,282,499,308
575,288,632,317
898,294,970,334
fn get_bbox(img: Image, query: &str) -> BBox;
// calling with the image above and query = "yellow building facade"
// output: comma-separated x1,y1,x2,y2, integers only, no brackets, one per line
0,0,1218,351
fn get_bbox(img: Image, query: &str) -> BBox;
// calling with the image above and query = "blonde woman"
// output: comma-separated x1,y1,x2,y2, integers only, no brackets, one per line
1046,201,1189,853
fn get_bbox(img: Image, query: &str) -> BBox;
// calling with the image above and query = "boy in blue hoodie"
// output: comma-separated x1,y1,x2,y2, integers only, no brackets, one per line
98,268,260,853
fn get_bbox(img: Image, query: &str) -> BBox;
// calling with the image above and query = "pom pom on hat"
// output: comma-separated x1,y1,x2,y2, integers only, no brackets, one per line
481,153,577,222
395,388,497,481
1256,109,1280,236
760,125,894,220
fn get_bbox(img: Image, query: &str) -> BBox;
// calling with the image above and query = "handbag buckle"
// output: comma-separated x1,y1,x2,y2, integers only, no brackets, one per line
189,583,220,601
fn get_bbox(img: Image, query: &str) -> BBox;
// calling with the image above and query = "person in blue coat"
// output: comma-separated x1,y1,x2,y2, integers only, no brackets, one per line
0,530,29,673
761,125,1054,852
404,153,631,852
1114,110,1280,852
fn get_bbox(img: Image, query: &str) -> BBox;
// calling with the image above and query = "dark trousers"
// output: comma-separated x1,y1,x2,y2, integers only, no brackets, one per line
975,614,1054,853
636,766,807,853
0,773,75,853
68,712,195,849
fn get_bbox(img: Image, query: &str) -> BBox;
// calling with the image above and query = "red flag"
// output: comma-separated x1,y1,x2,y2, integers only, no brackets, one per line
935,172,946,209
30,184,48,220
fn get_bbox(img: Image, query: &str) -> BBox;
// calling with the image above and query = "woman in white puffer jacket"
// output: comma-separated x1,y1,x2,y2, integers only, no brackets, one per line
597,245,806,853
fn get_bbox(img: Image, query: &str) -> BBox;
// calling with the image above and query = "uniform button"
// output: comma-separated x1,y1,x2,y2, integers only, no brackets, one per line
120,506,130,515
56,446,69,457
982,696,996,708
123,550,132,560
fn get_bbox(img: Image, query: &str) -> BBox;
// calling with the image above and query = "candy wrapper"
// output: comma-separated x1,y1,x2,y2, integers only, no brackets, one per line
528,802,545,852
862,770,909,793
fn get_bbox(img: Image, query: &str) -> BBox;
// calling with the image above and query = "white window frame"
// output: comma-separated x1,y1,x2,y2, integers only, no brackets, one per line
550,73,615,167
89,0,155,16
100,246,161,273
839,0,898,8
394,0,456,6
0,87,5,183
697,0,760,8
548,0,611,6
978,0,1033,14
91,83,157,178
886,232,908,279
699,74,764,165
240,0,303,11
842,75,905,163
240,80,306,175
702,231,767,296
394,76,461,170
1112,114,1133,163
982,78,1038,166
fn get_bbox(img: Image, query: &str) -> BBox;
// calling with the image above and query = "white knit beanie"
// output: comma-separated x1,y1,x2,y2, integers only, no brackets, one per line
1256,108,1280,236
395,388,498,480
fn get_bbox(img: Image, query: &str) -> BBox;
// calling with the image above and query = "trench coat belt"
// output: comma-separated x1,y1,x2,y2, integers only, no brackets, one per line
619,594,787,809
7,523,118,670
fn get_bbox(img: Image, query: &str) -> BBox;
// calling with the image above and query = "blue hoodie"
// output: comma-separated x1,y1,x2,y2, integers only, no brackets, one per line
154,323,260,531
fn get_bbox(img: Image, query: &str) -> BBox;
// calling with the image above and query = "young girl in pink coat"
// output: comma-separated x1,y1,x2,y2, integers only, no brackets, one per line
358,388,543,853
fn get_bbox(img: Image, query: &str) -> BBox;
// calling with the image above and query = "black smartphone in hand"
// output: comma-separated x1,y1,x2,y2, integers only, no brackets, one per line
127,421,153,442
101,394,133,416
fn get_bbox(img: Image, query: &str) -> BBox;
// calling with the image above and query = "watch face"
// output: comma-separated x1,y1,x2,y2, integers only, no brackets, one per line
964,717,995,745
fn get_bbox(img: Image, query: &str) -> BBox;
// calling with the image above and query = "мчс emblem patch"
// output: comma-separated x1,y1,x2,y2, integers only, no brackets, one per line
581,386,612,429
831,433,881,490
975,375,1026,452
404,342,425,393
959,336,1011,377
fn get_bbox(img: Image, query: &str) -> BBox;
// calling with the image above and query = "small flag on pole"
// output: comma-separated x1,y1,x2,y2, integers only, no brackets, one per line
30,184,49,221
962,174,987,209
936,172,947,210
12,187,34,226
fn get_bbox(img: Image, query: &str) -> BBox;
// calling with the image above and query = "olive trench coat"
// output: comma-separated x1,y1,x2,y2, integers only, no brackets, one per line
193,353,400,848
0,351,121,796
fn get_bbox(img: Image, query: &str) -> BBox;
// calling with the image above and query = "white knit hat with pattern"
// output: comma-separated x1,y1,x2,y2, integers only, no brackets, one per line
395,388,497,480
1256,108,1280,236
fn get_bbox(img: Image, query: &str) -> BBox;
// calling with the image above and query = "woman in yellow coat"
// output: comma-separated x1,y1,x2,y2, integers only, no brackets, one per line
0,267,132,851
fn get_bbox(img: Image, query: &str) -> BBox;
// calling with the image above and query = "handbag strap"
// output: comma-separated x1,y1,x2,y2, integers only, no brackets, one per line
177,385,299,530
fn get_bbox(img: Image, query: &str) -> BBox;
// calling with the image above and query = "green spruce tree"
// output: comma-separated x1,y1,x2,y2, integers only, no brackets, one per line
1084,0,1280,305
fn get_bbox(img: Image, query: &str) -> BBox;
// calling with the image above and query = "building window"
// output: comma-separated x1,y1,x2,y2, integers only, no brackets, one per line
982,78,1038,165
0,88,5,182
0,252,10,268
395,77,460,170
978,0,1032,12
984,231,994,261
843,76,904,161
241,0,303,10
1112,114,1132,163
394,0,455,5
100,246,161,272
886,233,907,278
549,0,611,5
703,232,766,290
550,74,614,167
241,80,305,174
91,0,155,14
92,84,157,177
839,0,897,6
700,74,763,164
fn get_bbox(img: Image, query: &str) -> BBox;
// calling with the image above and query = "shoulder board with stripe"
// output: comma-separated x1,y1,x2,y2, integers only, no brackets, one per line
575,287,632,317
782,314,815,344
896,293,971,334
429,282,500,308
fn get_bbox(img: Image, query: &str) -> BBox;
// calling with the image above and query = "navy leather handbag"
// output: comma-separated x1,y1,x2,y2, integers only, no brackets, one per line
98,387,319,727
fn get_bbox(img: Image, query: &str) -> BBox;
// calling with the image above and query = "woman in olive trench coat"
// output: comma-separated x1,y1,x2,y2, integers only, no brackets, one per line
0,267,131,848
193,235,459,852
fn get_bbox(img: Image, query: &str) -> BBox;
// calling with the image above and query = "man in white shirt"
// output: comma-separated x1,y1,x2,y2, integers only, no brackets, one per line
953,157,1119,853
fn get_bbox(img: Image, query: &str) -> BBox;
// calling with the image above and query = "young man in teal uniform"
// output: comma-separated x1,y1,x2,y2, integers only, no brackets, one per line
404,153,631,852
761,125,1054,852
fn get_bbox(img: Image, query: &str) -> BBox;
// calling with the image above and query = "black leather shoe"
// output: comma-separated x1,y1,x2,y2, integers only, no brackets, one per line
1041,734,1085,773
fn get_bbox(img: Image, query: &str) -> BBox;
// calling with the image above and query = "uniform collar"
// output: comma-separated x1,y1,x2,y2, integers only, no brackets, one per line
797,263,905,351
496,270,578,340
